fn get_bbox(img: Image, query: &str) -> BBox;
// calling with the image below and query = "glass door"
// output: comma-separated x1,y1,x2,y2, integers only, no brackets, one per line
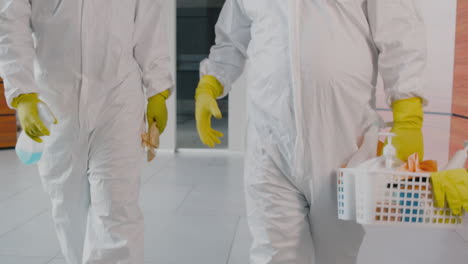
176,0,227,149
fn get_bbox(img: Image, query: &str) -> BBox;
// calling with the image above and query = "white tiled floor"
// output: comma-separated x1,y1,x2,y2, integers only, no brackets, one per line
0,150,246,264
177,114,229,149
0,149,467,264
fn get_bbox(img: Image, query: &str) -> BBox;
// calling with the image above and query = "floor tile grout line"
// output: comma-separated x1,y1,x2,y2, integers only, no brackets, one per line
173,185,197,214
455,231,468,245
45,250,62,264
0,183,39,206
224,215,242,264
0,208,49,240
0,165,44,178
143,157,177,184
0,168,35,177
45,254,59,264
0,253,56,258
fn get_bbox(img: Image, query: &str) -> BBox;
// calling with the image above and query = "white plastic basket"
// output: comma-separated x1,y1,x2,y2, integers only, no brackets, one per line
337,169,357,220
337,168,464,228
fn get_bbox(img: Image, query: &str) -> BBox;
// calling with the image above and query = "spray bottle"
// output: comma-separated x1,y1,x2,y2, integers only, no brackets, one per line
443,141,468,170
15,102,56,165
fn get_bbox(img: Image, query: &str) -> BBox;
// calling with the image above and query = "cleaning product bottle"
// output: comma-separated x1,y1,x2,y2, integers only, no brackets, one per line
443,141,468,170
356,132,403,170
15,102,56,165
381,132,404,170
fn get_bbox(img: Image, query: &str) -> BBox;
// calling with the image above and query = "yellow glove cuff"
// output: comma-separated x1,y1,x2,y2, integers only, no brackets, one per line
149,89,171,101
148,89,171,103
196,75,224,99
158,89,171,100
392,97,424,129
11,93,39,109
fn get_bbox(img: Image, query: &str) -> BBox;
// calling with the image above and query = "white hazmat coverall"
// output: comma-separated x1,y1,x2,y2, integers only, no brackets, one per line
0,0,173,263
201,0,426,263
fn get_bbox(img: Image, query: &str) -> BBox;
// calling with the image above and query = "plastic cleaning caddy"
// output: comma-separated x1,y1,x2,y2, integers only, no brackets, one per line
337,140,466,228
352,169,463,227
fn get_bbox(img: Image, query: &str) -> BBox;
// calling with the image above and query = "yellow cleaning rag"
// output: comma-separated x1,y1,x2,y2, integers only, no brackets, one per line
398,153,438,173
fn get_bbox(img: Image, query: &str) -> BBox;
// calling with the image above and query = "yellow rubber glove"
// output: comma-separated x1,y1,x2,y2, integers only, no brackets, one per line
12,93,56,143
431,169,468,216
195,75,224,148
391,97,424,161
147,89,170,134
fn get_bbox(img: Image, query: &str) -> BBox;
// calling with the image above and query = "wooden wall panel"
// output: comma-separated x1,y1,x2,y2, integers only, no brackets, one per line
0,78,17,148
453,0,468,117
450,0,468,165
0,115,16,148
0,82,16,115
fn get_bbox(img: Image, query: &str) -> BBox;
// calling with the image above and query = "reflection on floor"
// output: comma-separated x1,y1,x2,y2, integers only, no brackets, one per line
177,114,229,149
0,150,467,264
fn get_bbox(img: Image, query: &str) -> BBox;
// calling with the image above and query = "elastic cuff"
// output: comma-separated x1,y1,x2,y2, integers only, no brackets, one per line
392,97,424,127
199,59,231,98
198,75,224,98
11,93,38,109
158,89,171,100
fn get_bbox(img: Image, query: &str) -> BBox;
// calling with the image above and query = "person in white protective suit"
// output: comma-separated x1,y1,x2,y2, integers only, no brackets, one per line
195,0,427,263
0,1,173,263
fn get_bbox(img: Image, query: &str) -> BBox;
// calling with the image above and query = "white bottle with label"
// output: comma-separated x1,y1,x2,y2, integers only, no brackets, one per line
15,102,55,165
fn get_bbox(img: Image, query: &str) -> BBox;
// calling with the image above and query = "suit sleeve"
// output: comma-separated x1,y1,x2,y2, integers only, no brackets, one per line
134,0,174,98
367,0,427,106
200,0,252,97
0,0,39,108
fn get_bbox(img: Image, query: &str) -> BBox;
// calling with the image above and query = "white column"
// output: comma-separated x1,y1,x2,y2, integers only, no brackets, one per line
160,0,177,151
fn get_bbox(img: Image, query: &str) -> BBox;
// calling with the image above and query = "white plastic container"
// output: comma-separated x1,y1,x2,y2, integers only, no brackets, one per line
338,168,463,228
443,141,468,170
15,103,55,165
